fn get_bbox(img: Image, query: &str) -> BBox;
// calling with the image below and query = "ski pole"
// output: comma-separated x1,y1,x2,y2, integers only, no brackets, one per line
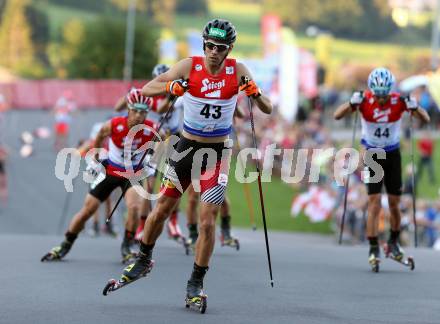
409,113,418,248
339,95,361,245
243,76,274,287
106,94,181,223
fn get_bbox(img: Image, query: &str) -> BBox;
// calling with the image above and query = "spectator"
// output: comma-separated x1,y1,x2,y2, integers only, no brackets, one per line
417,130,435,184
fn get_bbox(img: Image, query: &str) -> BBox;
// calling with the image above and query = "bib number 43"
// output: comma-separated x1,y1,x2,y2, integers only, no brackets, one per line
200,104,221,119
374,127,389,138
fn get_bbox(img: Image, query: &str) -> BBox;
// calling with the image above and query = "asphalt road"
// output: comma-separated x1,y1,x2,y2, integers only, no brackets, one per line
0,110,439,324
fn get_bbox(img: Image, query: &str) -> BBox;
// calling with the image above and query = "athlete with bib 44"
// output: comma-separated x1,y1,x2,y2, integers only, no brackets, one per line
334,68,429,272
103,19,272,313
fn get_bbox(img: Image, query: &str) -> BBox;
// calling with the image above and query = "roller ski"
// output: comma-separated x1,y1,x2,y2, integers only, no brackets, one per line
220,215,239,250
185,237,196,255
383,242,415,271
220,229,240,251
41,241,72,262
121,238,138,265
103,253,154,296
185,278,207,314
368,245,380,273
220,233,240,250
102,221,118,238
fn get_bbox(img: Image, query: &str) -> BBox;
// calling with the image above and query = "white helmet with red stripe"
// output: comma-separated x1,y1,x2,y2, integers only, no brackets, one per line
126,88,151,111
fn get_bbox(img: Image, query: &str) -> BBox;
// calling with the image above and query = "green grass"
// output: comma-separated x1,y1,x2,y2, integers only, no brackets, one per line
225,168,332,233
295,35,431,66
175,159,333,234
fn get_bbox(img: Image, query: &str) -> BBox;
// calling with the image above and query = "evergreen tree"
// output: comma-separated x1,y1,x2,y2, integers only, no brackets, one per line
65,17,158,79
0,0,40,76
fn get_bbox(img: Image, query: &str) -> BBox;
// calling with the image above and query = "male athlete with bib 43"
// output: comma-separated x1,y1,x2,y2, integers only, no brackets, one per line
103,19,272,313
334,67,429,272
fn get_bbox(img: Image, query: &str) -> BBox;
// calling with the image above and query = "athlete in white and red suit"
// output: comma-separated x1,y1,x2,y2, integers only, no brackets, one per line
42,92,157,262
116,19,273,300
334,68,429,266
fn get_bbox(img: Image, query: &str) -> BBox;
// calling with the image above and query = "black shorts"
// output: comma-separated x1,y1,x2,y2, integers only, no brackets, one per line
0,161,4,174
168,136,226,182
89,174,133,202
365,148,402,196
163,136,229,202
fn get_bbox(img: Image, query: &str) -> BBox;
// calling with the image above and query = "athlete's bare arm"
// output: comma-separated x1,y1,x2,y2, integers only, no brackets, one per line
234,105,245,119
114,96,127,111
411,106,430,123
156,96,174,114
142,58,192,97
236,62,272,114
94,121,111,149
333,102,353,120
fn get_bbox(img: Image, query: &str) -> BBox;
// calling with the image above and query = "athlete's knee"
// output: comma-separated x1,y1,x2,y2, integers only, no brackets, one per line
126,200,140,215
388,197,401,213
368,194,381,207
199,220,215,237
199,211,217,236
82,197,99,217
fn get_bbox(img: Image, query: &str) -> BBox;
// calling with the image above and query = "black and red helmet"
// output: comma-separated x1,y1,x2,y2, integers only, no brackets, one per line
202,19,236,45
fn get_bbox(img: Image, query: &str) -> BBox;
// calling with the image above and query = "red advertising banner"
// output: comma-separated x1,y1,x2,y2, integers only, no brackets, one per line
261,14,281,59
0,80,149,110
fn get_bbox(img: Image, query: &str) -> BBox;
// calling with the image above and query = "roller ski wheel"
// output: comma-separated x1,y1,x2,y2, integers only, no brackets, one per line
185,238,196,256
368,250,380,273
103,260,155,296
185,294,207,314
383,243,415,271
182,238,191,255
41,242,72,262
369,259,380,273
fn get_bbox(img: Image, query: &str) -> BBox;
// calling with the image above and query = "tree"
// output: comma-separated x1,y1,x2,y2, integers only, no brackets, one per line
149,0,176,28
65,17,158,79
176,0,207,15
0,0,6,25
47,19,85,78
262,0,398,41
108,0,176,28
0,0,44,77
26,4,49,65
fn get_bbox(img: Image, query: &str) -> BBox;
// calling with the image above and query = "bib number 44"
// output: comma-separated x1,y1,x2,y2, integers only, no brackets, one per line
374,127,389,138
200,104,221,119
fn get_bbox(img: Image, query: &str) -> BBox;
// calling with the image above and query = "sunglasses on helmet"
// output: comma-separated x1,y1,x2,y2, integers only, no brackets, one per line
204,41,230,52
128,103,149,113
